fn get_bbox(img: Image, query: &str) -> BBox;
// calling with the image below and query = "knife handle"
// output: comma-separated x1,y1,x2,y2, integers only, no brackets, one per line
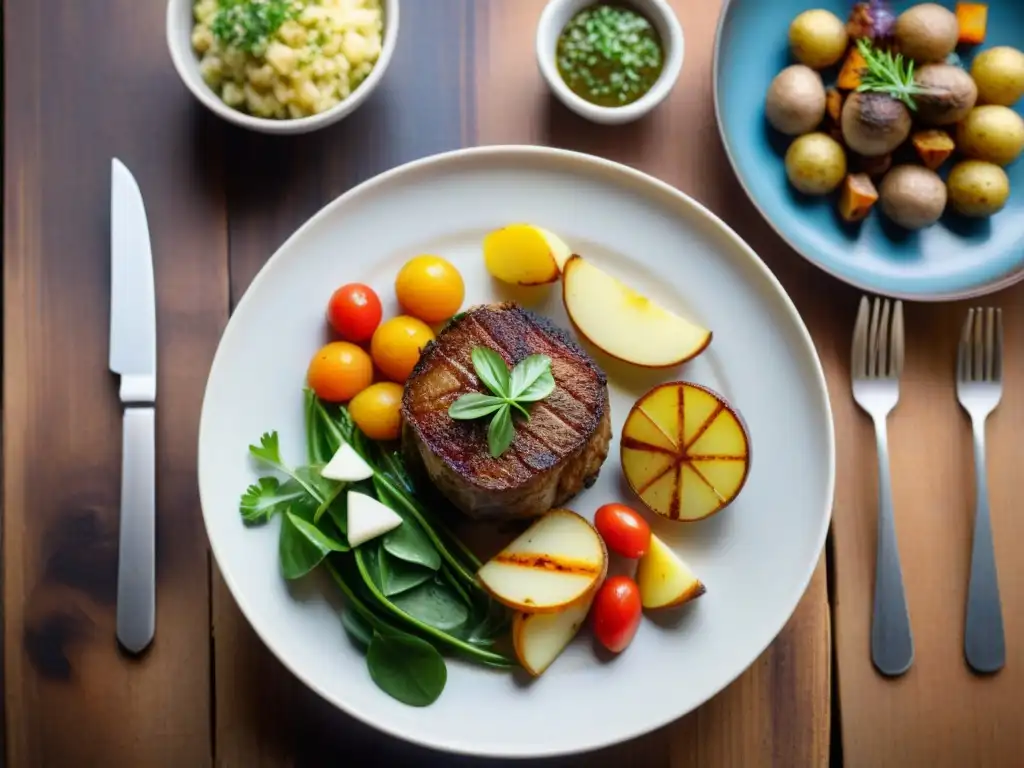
116,406,155,654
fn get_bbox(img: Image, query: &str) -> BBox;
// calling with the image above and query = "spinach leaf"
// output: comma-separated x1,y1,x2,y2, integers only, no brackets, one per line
279,508,348,580
461,600,512,646
239,476,305,525
341,609,373,650
389,579,470,632
374,477,441,571
371,472,481,588
323,487,348,535
305,388,334,466
312,479,346,525
379,549,433,597
382,521,441,571
294,464,336,503
366,630,447,707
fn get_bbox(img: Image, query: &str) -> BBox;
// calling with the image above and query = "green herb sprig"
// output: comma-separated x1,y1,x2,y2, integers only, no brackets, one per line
211,0,300,55
855,37,929,110
448,347,555,459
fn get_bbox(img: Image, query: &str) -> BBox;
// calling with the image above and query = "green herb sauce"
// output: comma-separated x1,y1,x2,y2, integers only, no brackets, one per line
555,4,664,107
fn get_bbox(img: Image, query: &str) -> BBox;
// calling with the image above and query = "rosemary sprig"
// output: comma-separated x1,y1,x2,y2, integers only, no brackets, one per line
854,38,929,110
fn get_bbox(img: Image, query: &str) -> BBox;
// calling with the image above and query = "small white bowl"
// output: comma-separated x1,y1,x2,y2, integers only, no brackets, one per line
535,0,683,125
166,0,399,135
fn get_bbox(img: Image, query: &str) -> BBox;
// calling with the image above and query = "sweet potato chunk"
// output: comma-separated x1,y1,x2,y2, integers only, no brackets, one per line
912,129,956,170
838,173,879,222
956,3,988,45
838,48,867,90
826,87,844,123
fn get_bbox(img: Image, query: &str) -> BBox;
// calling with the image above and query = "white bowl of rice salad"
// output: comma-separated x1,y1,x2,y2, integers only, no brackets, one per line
167,0,399,134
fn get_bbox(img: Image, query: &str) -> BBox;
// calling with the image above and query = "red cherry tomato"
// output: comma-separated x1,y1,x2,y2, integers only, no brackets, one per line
591,576,643,653
594,503,651,559
327,283,382,343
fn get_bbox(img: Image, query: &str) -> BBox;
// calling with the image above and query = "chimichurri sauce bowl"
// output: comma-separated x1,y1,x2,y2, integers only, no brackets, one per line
536,0,684,124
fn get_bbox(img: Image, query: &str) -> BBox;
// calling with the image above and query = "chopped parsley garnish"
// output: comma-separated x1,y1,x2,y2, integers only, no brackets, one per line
211,0,301,54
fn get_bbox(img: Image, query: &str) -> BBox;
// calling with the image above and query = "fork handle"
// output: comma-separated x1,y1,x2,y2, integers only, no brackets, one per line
964,420,1005,674
871,415,914,677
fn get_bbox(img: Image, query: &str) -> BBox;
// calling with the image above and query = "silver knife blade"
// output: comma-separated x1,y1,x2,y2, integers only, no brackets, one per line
110,158,156,402
110,158,156,654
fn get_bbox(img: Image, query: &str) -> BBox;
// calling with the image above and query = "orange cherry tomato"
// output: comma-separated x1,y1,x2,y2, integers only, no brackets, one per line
349,382,405,441
594,503,651,559
370,315,435,383
591,576,643,653
306,341,374,402
327,283,382,343
394,255,464,323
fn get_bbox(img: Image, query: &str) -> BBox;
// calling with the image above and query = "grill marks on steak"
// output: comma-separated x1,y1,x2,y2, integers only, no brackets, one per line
402,303,610,519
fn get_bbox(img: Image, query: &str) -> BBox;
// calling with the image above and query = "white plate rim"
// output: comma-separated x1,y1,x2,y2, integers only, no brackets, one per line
197,144,836,758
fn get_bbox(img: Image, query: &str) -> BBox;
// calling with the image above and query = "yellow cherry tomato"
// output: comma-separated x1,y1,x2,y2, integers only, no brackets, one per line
349,382,405,441
306,341,374,402
394,255,465,323
371,315,435,383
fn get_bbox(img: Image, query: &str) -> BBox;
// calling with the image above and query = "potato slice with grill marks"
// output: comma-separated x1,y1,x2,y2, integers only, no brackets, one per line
476,508,607,613
621,382,751,522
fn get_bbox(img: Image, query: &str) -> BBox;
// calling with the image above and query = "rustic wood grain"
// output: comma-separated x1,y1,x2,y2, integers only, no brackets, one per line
831,290,1024,768
3,1,228,765
476,1,833,766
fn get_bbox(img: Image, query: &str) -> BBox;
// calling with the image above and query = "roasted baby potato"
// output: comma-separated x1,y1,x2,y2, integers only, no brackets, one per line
947,160,1010,217
841,92,912,157
789,9,849,69
879,165,947,230
956,105,1024,166
913,64,978,126
970,46,1024,107
765,65,827,135
785,132,847,195
894,3,959,63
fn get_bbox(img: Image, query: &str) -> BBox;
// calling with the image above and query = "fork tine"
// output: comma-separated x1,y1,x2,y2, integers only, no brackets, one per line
983,308,996,382
868,297,882,377
973,307,984,382
994,308,1004,383
852,296,869,378
959,308,974,382
878,300,891,377
891,300,904,378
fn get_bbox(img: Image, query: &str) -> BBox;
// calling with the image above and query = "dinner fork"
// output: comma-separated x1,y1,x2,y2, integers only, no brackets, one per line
957,307,1006,675
851,296,914,677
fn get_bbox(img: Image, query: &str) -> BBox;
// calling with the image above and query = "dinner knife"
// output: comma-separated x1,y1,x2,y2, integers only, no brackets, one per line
110,158,157,654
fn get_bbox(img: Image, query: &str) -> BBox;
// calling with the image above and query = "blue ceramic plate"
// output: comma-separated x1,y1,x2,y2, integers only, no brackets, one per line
714,0,1024,300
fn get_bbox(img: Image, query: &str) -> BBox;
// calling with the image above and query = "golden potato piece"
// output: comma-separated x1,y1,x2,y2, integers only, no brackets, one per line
483,224,567,285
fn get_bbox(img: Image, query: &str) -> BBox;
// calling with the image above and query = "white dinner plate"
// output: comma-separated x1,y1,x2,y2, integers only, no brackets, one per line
198,146,835,758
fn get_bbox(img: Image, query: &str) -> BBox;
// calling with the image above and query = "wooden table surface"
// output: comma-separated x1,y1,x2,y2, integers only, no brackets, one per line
4,1,1023,766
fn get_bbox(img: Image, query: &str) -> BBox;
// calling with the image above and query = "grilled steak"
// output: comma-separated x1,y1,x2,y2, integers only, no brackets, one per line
401,303,611,521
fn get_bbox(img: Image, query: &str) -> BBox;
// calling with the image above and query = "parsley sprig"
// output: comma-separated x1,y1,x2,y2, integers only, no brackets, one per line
448,347,555,458
855,38,928,110
211,0,300,55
